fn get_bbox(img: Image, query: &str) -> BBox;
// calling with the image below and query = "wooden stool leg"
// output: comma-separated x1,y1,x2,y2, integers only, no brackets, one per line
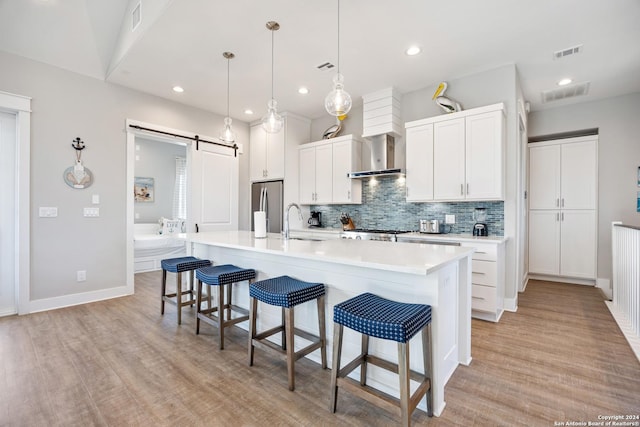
218,284,225,350
176,272,183,325
196,280,203,334
189,270,195,307
422,324,433,417
360,334,369,386
398,342,411,427
161,270,167,314
281,307,286,350
248,297,257,366
329,323,344,412
317,295,327,369
226,282,233,320
285,307,295,391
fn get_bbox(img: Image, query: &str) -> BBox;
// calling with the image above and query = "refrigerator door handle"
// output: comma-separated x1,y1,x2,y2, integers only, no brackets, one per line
263,186,270,232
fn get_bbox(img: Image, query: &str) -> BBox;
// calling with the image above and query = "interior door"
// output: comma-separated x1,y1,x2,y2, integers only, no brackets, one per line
190,142,239,232
0,111,17,316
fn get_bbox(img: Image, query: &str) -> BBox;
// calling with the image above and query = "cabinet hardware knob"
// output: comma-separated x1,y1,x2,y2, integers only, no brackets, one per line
472,296,485,300
460,184,464,195
467,183,470,194
472,271,486,275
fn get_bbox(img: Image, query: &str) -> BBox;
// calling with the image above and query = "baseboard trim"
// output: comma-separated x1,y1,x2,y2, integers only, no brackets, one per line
529,274,595,286
503,297,518,313
27,286,132,314
0,307,17,317
596,278,612,300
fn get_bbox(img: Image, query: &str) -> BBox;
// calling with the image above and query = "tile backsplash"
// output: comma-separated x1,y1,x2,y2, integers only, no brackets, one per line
311,175,504,235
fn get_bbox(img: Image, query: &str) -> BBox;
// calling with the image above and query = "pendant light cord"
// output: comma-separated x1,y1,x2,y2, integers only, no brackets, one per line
226,56,230,117
271,28,275,100
337,0,340,74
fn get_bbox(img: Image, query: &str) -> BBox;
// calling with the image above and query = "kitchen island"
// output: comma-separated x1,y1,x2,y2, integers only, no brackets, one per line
187,230,474,416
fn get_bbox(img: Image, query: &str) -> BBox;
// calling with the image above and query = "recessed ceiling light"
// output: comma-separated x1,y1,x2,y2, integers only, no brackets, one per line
172,86,184,93
557,78,572,86
244,109,254,115
298,87,309,95
405,46,421,56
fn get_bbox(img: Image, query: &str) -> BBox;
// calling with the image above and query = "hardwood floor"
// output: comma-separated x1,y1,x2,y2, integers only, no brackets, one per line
1,275,639,426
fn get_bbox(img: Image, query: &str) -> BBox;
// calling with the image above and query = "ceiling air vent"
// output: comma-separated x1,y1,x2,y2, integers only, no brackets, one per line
553,44,583,60
541,82,590,103
316,62,335,72
132,2,141,31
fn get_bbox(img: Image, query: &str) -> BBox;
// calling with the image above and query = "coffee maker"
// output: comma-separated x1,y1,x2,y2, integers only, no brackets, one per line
472,207,488,236
308,211,322,227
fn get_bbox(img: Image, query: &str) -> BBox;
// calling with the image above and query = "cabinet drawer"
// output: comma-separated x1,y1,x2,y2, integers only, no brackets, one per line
462,242,497,261
472,284,497,313
471,260,497,287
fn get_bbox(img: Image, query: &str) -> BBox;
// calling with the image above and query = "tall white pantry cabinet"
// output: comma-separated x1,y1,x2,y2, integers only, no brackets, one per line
528,136,598,281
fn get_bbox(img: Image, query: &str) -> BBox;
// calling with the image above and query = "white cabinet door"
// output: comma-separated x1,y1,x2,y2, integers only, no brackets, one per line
465,111,504,200
561,140,597,210
332,139,361,204
249,124,285,181
298,146,316,204
405,124,434,201
560,210,596,278
314,143,333,204
529,144,561,209
528,210,560,275
191,143,238,232
433,118,465,200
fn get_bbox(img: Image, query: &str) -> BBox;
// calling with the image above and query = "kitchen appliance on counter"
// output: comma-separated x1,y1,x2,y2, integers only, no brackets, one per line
308,211,322,227
251,180,283,233
339,212,356,230
340,229,411,242
419,219,443,234
473,207,488,236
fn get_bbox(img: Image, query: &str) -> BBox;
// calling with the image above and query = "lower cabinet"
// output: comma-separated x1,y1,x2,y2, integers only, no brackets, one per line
460,241,505,322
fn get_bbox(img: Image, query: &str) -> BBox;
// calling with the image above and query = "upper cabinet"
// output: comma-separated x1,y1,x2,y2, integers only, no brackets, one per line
405,103,505,202
298,135,363,205
250,123,285,181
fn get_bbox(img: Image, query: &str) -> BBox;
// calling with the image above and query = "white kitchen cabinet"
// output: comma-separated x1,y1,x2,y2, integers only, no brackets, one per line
460,240,505,322
250,123,285,181
528,136,598,281
299,143,332,204
405,123,434,201
529,139,596,210
299,135,363,205
332,137,362,204
404,103,505,202
434,118,466,200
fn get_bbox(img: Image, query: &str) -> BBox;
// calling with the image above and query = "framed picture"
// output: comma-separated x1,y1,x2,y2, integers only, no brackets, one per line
134,177,154,202
637,191,640,213
637,166,640,187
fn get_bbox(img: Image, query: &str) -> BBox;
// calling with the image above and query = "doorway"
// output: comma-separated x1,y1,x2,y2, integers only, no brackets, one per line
0,91,31,316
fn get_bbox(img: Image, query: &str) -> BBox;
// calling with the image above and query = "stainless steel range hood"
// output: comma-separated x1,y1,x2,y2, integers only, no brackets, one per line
348,134,404,179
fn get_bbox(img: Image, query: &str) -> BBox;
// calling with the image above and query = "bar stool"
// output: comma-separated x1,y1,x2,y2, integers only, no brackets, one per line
160,256,212,325
195,264,256,350
329,292,433,426
248,275,327,391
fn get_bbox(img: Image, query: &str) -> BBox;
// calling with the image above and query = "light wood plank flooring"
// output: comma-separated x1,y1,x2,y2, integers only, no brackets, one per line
1,276,639,426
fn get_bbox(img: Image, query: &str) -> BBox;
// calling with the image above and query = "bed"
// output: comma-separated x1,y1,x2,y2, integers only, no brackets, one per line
134,223,186,273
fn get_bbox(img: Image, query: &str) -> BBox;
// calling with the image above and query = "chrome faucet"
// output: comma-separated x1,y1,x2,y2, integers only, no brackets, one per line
283,203,303,239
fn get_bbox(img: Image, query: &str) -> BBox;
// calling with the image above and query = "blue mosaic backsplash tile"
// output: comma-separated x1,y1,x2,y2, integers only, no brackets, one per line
311,176,504,235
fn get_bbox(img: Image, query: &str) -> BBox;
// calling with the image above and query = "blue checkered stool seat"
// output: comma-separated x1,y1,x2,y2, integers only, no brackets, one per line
330,293,434,426
195,264,256,350
248,276,327,391
160,256,212,325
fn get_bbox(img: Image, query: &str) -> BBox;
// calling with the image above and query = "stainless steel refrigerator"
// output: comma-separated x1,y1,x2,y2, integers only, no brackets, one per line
251,180,283,233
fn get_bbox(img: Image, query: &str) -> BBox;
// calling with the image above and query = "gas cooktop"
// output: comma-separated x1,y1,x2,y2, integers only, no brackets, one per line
340,229,413,242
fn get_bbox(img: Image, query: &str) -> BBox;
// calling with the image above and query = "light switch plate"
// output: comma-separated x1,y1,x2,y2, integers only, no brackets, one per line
39,207,58,218
84,207,99,217
92,194,100,204
445,214,456,224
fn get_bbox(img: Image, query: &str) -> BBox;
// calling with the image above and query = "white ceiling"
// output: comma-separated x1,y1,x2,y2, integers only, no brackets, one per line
1,0,639,122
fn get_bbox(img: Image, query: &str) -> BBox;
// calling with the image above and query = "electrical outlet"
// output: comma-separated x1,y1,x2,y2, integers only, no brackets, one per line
77,270,86,282
84,207,99,217
445,214,456,224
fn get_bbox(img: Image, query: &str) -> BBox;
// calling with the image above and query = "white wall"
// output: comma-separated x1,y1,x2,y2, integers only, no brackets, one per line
0,50,249,305
528,92,640,281
134,138,186,223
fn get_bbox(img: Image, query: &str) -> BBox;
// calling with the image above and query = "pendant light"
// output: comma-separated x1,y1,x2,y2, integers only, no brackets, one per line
324,0,352,116
219,51,236,143
262,21,284,133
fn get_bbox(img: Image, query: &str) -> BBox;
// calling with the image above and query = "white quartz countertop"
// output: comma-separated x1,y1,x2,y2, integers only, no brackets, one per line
187,230,474,276
397,232,508,244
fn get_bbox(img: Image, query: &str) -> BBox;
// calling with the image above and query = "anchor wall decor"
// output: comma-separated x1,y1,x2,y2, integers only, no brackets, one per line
63,137,93,189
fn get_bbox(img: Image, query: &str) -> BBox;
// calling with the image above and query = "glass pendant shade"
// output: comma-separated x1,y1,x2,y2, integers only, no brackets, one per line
262,99,283,133
219,51,236,143
324,73,352,116
220,116,236,143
